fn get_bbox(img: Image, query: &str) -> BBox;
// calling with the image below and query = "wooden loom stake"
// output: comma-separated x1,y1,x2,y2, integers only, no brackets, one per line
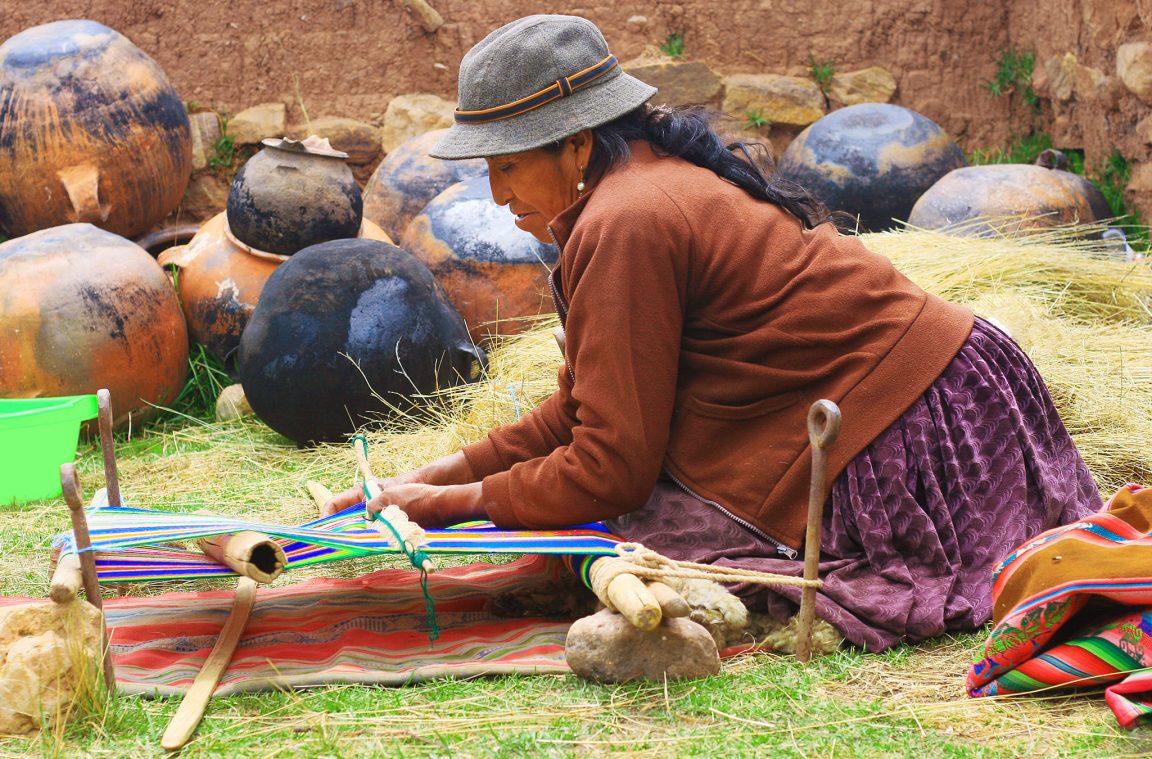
794,400,841,662
96,389,121,508
61,464,117,695
354,443,435,573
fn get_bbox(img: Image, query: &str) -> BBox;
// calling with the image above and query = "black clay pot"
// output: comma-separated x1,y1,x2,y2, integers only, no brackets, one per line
237,238,486,445
401,175,559,345
226,138,363,256
777,103,966,232
362,129,487,241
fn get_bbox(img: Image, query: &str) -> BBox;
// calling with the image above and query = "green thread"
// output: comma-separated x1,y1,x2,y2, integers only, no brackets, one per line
355,435,439,642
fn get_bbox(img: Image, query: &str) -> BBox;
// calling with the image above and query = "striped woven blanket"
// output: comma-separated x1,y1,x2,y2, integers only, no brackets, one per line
967,484,1152,728
12,554,587,696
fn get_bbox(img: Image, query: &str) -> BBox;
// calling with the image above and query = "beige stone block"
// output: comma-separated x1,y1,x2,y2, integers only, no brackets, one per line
189,111,223,171
624,58,723,106
228,102,288,146
827,67,897,106
1118,41,1152,104
380,94,456,154
722,73,825,127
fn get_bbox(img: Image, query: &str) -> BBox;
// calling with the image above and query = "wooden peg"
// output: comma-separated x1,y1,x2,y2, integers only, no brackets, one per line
588,557,662,631
61,463,117,694
96,389,121,507
794,400,841,662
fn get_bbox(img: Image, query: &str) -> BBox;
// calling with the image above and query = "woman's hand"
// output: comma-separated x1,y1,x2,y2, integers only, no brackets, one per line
365,482,487,528
320,451,478,517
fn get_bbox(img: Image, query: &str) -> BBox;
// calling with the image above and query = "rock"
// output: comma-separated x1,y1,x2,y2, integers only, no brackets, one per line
290,116,383,183
721,73,825,127
624,58,722,106
0,600,103,735
565,608,720,683
1118,42,1152,104
380,94,456,154
228,102,288,146
1074,64,1119,106
1040,53,1078,102
626,15,649,29
178,172,231,223
215,383,253,421
189,111,223,171
827,66,897,106
1136,115,1152,145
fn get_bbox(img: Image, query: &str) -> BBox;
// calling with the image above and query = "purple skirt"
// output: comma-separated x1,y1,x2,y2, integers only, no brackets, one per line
607,318,1101,651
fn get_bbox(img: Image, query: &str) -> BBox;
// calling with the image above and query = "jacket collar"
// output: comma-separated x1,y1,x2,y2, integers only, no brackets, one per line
546,140,662,249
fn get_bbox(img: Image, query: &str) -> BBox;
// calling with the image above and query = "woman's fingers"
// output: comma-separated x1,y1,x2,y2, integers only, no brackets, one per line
321,485,365,517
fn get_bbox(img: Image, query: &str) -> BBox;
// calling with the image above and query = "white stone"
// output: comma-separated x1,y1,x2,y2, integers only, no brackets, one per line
380,94,456,154
228,102,288,146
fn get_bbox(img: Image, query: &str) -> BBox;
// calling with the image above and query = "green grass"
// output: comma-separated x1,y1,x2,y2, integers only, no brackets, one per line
659,32,685,59
807,53,836,94
984,47,1040,116
0,412,1142,756
743,110,770,131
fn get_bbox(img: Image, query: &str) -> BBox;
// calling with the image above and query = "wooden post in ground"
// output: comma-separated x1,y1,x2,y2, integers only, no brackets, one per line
60,463,117,694
794,400,841,662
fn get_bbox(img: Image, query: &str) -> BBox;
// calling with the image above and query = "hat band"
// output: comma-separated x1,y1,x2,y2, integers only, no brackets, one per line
454,54,619,125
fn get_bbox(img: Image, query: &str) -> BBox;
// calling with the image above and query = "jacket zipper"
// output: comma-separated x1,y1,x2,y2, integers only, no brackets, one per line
664,469,800,560
546,226,576,386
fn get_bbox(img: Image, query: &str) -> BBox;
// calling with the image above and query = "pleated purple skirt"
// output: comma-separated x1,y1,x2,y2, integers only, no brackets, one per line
607,318,1101,651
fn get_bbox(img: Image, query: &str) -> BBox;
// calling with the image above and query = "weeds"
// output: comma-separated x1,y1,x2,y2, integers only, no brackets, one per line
807,53,836,94
744,110,771,131
969,131,1054,166
659,32,685,59
207,129,237,170
985,47,1040,116
163,344,233,422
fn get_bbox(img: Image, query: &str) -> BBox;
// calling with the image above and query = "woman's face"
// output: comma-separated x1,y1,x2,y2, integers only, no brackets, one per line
485,131,593,243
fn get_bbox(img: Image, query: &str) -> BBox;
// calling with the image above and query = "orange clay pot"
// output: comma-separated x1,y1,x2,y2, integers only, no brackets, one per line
159,212,393,368
0,223,189,428
908,164,1109,237
400,175,559,345
0,20,192,239
362,129,486,241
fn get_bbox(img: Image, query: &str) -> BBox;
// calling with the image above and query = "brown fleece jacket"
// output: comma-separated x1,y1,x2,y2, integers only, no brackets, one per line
462,143,974,550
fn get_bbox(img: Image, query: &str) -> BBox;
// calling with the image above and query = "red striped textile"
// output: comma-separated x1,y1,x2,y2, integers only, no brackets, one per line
967,484,1152,728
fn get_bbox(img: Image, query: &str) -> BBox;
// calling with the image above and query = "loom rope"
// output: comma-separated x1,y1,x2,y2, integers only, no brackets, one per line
354,434,440,642
605,542,822,589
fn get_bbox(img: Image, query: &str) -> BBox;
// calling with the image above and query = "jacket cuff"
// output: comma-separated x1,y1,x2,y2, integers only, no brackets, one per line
481,472,521,528
461,437,506,481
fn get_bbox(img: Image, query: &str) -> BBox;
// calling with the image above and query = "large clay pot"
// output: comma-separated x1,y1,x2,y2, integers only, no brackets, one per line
401,175,559,344
907,164,1109,237
776,103,966,232
237,239,486,445
362,129,487,241
226,137,363,256
159,213,394,370
0,224,189,428
0,20,192,239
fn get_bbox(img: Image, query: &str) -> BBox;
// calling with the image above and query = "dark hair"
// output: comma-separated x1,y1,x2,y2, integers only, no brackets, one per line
579,104,833,230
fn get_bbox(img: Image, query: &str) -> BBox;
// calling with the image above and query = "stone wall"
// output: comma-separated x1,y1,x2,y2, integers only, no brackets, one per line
2,1,1150,214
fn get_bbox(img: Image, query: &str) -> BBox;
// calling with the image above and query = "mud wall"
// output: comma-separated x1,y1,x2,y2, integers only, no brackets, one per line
2,0,1149,210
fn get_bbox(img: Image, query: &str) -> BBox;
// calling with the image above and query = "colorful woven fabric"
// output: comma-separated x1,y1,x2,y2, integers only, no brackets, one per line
53,505,622,583
0,555,584,696
967,484,1152,728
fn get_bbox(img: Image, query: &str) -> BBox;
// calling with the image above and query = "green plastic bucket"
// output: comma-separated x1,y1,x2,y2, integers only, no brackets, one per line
0,395,99,504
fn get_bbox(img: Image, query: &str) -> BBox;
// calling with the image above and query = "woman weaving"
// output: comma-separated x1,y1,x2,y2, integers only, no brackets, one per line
326,14,1099,651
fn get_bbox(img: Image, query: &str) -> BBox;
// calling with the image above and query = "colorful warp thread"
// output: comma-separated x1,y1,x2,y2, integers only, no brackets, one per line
52,505,623,583
967,484,1152,728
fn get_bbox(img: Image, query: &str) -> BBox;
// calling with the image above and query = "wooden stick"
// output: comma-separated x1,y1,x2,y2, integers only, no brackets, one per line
306,480,334,509
96,389,121,507
645,581,690,618
61,464,117,694
49,553,83,603
160,577,258,751
794,400,841,662
588,557,662,631
197,531,286,584
354,444,435,573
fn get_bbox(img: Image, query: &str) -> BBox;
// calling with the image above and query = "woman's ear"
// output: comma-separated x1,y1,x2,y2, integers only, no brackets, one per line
568,129,595,167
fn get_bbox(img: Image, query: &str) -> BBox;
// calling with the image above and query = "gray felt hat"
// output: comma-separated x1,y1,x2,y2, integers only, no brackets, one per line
430,15,657,160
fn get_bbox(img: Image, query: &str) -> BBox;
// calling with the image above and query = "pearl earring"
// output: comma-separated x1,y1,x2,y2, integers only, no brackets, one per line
576,180,586,193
